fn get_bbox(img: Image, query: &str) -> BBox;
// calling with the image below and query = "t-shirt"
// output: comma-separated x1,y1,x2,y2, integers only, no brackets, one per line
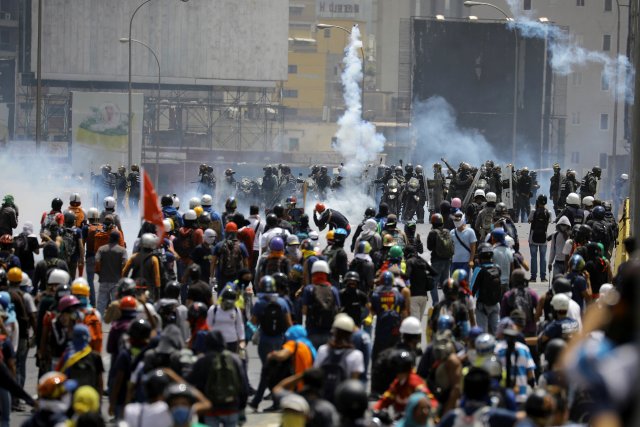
450,227,477,263
542,317,579,342
96,243,128,282
283,340,314,376
21,292,37,315
313,345,364,378
207,305,245,344
123,401,173,427
492,245,514,285
567,272,588,310
495,340,536,402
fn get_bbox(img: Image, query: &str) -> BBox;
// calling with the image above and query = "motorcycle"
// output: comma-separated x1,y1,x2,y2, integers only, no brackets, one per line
383,178,401,216
401,177,421,222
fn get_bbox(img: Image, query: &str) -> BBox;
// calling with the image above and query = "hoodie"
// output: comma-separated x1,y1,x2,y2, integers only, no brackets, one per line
397,392,432,427
356,218,382,252
162,206,183,228
549,216,571,263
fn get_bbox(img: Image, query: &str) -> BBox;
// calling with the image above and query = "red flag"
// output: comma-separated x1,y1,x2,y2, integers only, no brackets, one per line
142,170,165,244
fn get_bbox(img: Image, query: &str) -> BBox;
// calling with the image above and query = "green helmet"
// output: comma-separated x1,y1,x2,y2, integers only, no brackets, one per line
389,245,403,259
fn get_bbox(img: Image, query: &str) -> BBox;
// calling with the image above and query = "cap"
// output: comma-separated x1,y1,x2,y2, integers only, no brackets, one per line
281,393,310,415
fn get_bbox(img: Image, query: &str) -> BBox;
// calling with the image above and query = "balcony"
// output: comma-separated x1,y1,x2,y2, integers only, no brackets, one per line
0,12,17,28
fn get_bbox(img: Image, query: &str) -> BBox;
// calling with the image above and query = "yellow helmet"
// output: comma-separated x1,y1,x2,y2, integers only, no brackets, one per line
71,278,90,297
326,230,335,241
7,267,22,283
73,385,100,414
194,206,204,218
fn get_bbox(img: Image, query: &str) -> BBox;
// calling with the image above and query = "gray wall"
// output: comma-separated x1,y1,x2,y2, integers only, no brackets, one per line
33,0,288,86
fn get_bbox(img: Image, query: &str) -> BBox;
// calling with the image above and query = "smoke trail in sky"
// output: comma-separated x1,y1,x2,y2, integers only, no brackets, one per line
505,0,634,102
333,25,386,177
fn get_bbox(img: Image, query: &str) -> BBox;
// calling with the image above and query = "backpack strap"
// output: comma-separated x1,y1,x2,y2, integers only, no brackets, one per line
454,229,471,253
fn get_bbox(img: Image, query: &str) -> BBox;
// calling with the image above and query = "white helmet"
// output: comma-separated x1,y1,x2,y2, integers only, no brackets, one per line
581,196,594,208
104,196,116,210
308,230,319,241
550,293,570,311
566,193,580,206
486,192,497,203
69,193,81,204
48,269,70,287
204,229,217,244
621,173,629,180
474,189,486,199
141,233,158,249
163,219,173,233
172,195,180,209
475,333,496,355
399,316,421,335
183,209,197,221
188,197,201,209
332,313,355,333
201,194,213,207
86,207,100,220
598,283,620,306
311,260,330,274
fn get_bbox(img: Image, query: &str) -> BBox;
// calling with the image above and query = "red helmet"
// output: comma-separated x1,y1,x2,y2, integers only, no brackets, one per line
315,203,326,213
430,213,444,226
58,295,81,312
0,234,12,245
225,222,238,233
120,296,137,311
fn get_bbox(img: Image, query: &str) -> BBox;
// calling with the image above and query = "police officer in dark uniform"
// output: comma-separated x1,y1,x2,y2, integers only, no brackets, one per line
558,169,578,211
128,164,141,211
549,163,562,215
404,163,415,182
98,164,116,202
315,165,332,200
415,165,427,223
515,167,533,223
579,166,601,198
262,164,278,206
115,166,128,212
431,162,446,213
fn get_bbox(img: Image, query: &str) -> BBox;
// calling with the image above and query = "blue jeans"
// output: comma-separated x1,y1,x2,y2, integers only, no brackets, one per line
476,302,500,335
205,413,239,427
0,388,10,427
352,329,371,384
16,338,28,388
86,256,96,306
430,258,450,305
529,243,547,280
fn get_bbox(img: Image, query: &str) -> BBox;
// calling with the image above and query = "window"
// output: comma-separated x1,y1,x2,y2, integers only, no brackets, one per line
289,6,303,16
571,112,581,125
601,72,610,90
571,152,580,163
324,29,331,38
289,138,300,151
571,72,582,86
603,34,611,51
604,0,612,11
288,65,298,74
600,113,609,130
577,0,585,5
283,89,298,98
523,0,532,10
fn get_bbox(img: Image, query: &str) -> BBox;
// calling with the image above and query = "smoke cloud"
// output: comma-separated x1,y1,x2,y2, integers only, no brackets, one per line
333,25,386,177
505,0,634,103
410,96,502,168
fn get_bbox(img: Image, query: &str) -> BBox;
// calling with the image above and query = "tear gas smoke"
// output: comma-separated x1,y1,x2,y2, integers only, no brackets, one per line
411,96,502,168
334,25,386,177
505,0,634,103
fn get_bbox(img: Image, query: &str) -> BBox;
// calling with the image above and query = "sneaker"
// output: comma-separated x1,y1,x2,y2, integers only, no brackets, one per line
540,277,547,282
530,277,537,282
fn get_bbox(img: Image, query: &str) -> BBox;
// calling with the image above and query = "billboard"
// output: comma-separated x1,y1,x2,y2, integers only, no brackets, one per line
71,92,143,173
412,19,549,162
33,0,288,87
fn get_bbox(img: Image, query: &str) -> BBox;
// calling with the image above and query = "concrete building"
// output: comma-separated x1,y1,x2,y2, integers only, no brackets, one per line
415,0,629,190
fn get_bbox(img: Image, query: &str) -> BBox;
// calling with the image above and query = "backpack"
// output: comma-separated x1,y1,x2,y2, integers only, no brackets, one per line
174,228,196,259
451,406,491,427
92,227,111,253
261,256,287,277
59,227,78,264
374,287,402,337
204,350,242,406
66,353,99,389
477,265,502,305
259,299,286,336
307,285,337,330
433,228,454,259
83,308,103,352
42,212,61,238
320,348,353,402
531,209,550,243
590,220,610,247
508,288,534,326
13,233,29,258
218,239,243,277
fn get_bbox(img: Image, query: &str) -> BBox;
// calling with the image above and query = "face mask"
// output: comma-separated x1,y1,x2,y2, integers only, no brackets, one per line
453,219,464,228
282,412,306,427
171,406,192,425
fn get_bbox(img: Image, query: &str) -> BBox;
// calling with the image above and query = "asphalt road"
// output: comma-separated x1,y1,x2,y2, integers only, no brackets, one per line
9,221,553,426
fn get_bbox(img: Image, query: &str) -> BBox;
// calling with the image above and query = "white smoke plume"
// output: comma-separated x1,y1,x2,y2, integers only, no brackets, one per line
334,25,386,177
411,96,501,167
505,0,634,103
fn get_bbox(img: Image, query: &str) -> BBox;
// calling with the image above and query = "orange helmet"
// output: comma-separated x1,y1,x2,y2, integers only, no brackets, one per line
0,234,12,245
38,372,75,399
315,203,326,213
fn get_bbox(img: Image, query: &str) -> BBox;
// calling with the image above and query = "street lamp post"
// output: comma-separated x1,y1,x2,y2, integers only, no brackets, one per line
120,38,161,188
464,1,518,165
316,23,367,117
126,0,188,169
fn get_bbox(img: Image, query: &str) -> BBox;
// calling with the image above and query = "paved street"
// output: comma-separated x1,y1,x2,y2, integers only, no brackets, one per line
9,222,559,426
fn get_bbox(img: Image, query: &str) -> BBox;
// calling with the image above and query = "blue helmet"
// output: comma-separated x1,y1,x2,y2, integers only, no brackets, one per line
437,314,454,332
259,275,277,294
381,271,394,287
